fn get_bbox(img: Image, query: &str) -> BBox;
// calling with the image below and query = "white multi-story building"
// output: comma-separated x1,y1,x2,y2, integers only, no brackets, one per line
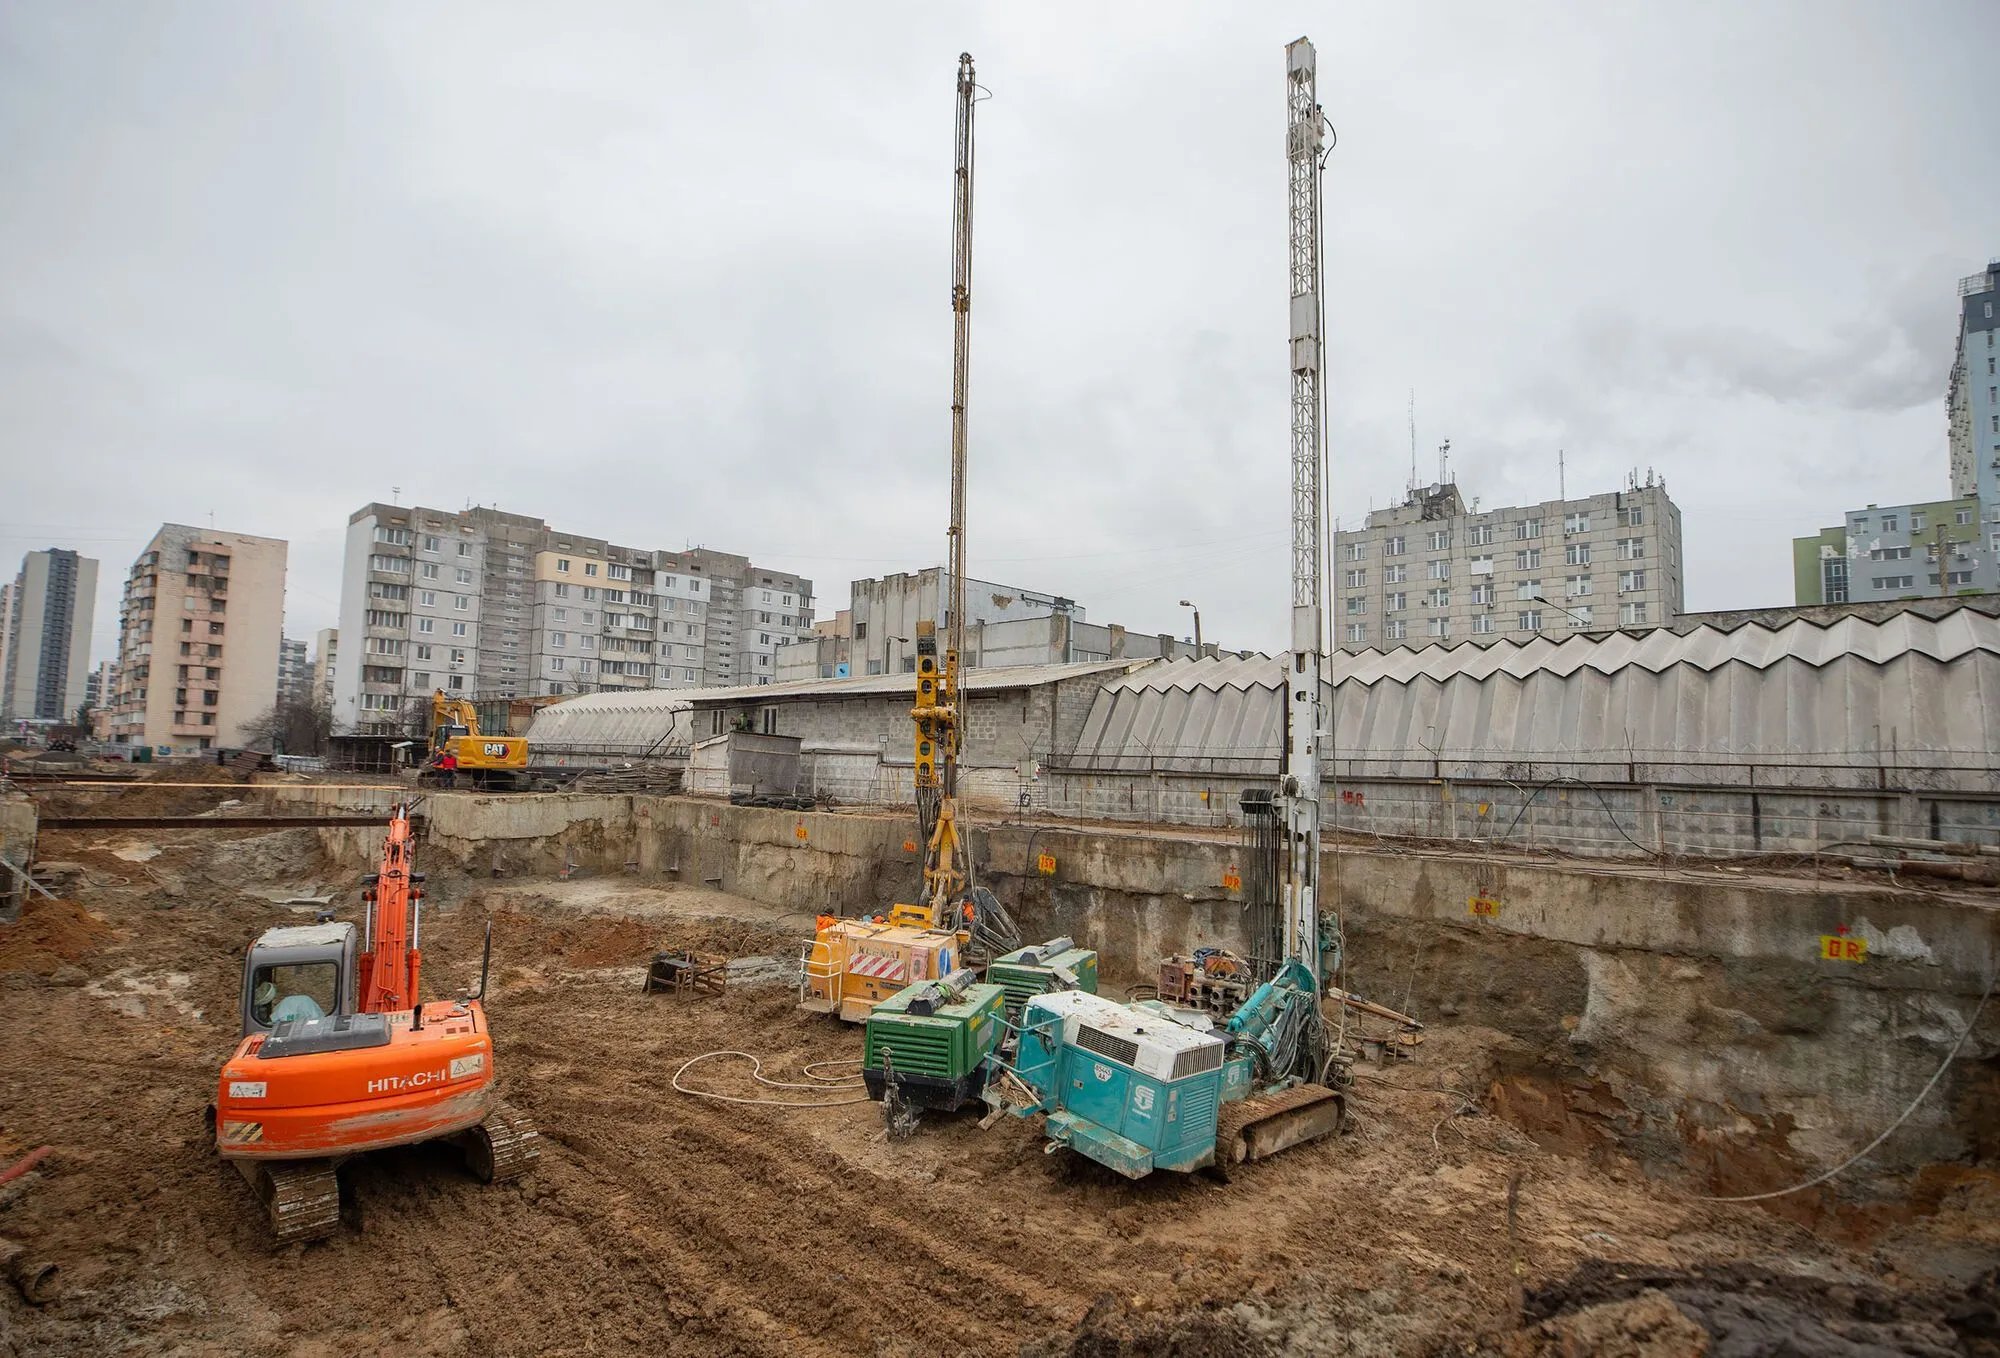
1332,477,1684,652
334,504,813,733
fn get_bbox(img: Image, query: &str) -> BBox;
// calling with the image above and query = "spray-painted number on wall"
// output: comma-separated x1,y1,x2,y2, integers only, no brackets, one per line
1819,935,1867,963
1468,895,1502,918
1222,868,1242,892
1036,853,1057,876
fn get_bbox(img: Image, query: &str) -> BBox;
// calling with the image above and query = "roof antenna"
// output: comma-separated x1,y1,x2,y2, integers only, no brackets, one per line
1438,439,1450,487
1559,449,1565,502
1407,389,1417,494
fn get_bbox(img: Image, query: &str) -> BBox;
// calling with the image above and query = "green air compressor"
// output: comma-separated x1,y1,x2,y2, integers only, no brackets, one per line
862,970,1006,1112
986,936,1098,1023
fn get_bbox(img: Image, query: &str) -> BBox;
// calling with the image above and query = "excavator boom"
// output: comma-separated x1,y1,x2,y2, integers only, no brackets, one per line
356,805,422,1013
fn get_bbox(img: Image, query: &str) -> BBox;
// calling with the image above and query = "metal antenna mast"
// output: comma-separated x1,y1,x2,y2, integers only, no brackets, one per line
1282,37,1327,983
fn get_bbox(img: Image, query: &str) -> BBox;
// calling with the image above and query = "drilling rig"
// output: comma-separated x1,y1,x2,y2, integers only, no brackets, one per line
802,53,1020,1024
981,37,1344,1178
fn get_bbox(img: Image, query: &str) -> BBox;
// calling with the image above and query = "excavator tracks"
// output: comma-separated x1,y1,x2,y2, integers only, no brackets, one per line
252,1160,341,1245
1213,1083,1345,1173
463,1101,541,1183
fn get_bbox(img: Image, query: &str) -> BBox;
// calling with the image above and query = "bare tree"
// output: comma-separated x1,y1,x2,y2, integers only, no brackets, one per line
242,693,336,755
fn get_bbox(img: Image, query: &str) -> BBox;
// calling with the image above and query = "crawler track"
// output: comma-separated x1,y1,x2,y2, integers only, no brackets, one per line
464,1100,541,1183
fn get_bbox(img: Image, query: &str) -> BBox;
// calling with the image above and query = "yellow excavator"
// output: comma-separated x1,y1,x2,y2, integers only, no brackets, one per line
423,690,531,791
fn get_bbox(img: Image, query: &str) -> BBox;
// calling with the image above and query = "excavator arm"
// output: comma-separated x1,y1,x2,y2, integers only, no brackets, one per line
355,805,423,1012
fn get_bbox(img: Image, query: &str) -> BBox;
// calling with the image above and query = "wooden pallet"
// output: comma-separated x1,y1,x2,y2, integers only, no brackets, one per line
642,950,727,998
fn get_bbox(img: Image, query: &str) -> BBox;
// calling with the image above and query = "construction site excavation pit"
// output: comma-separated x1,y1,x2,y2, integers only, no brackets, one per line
0,796,1995,1357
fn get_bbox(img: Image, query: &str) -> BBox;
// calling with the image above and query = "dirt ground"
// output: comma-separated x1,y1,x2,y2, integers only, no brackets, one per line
1,826,1995,1356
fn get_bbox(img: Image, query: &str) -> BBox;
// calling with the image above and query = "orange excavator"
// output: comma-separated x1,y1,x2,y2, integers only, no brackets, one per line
212,805,536,1243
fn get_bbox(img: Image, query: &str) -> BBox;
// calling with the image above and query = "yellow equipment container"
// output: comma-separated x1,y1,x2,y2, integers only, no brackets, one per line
801,917,966,1024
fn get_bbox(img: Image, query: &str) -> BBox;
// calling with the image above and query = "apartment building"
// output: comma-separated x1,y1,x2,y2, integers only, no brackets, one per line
333,504,812,733
0,548,98,724
1332,477,1684,652
1794,261,2000,606
311,628,338,705
276,637,312,707
107,525,288,751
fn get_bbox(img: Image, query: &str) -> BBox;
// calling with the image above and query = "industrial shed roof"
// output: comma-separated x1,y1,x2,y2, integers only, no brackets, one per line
527,660,1144,750
1068,611,2000,779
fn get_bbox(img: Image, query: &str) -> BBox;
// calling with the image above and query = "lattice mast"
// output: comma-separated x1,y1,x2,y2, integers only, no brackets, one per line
1281,37,1327,980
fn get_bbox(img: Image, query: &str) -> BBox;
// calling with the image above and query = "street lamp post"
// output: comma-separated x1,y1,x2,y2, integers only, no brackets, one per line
1179,600,1202,655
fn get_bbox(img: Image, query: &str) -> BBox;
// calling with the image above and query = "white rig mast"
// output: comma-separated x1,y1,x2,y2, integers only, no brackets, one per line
1282,37,1328,982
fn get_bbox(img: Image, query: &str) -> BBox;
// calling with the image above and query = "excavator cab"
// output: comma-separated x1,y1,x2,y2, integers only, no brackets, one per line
239,923,358,1039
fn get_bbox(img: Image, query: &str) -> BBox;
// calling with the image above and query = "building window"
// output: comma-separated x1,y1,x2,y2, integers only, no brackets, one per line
1912,512,1928,532
1565,605,1593,629
582,588,598,601
1619,601,1648,625
1467,523,1495,546
418,617,434,634
1618,569,1647,592
1345,623,1366,644
368,555,410,573
416,644,432,660
550,657,565,671
1868,546,1911,561
1343,541,1366,561
1565,543,1590,565
1384,564,1408,584
1427,587,1449,608
423,535,440,553
1385,592,1406,612
1344,569,1366,588
552,632,566,648
1565,574,1593,597
1958,507,1975,526
208,621,225,635
411,671,431,687
374,526,411,545
1517,610,1543,631
1468,555,1493,576
1881,515,1899,533
1345,596,1367,615
420,591,437,606
458,542,470,557
1564,512,1590,533
1515,580,1542,601
1384,619,1406,641
1427,617,1449,638
1426,529,1451,551
420,563,439,580
584,562,599,577
608,564,631,581
452,622,467,637
1471,614,1494,634
1384,535,1406,556
1516,518,1543,539
1617,537,1645,560
1869,574,1914,591
1516,548,1541,569
1469,583,1494,605
1617,505,1644,527
454,595,469,611
1428,558,1449,580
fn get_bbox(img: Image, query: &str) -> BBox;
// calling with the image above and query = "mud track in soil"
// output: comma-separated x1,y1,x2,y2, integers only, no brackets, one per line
1,826,1995,1356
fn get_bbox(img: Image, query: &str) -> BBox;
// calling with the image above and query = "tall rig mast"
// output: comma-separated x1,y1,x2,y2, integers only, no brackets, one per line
1281,37,1327,981
912,53,980,919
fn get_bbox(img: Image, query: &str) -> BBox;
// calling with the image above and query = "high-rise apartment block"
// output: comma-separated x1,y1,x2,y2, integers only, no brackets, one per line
1795,260,2000,605
107,525,288,752
333,504,813,734
1332,478,1684,652
277,637,312,707
0,548,98,724
312,628,338,705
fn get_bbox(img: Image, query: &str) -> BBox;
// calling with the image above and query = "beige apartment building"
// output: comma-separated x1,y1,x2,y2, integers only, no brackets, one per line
1332,476,1684,652
107,524,288,752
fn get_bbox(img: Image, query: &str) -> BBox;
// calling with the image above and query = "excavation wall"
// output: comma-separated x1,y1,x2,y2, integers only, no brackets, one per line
293,790,2000,1189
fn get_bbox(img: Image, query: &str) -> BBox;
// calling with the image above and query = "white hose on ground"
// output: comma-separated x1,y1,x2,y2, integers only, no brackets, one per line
1700,966,1995,1203
670,1050,871,1108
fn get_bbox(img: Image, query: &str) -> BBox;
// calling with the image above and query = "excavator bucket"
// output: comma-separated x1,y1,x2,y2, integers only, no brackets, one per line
1213,1083,1345,1169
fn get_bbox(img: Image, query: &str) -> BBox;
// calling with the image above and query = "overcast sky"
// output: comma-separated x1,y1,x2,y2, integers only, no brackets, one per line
3,2,1995,665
